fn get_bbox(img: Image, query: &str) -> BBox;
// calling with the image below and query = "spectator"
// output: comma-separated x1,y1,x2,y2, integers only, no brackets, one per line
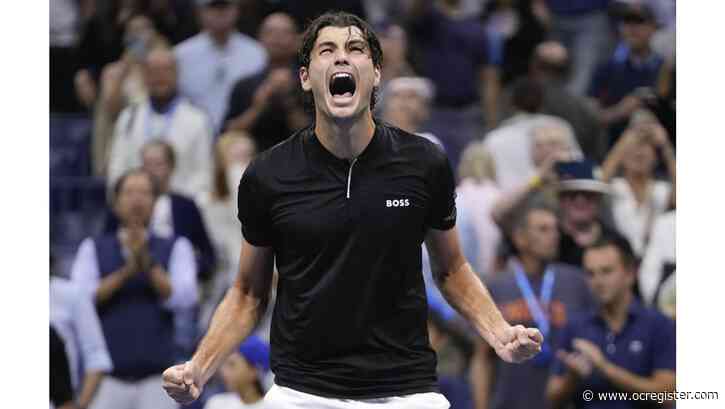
51,257,113,409
107,47,213,198
588,2,664,144
638,191,675,309
471,205,593,409
71,169,198,409
544,0,614,96
406,0,502,167
455,142,502,277
428,308,475,409
196,132,257,329
546,235,675,409
381,76,443,146
601,115,675,257
203,335,272,409
135,141,217,281
92,14,169,176
224,12,309,152
377,23,415,84
529,41,608,163
482,0,550,86
50,0,94,113
51,325,77,409
73,2,135,111
142,0,200,45
484,81,582,192
175,0,268,132
555,160,619,268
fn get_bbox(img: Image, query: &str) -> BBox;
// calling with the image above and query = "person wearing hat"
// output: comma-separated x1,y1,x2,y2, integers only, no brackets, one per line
587,1,664,145
204,336,271,409
174,0,267,132
555,160,622,268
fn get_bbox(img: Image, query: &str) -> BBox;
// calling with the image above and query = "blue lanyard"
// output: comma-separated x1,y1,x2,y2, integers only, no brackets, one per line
145,98,180,140
513,262,555,337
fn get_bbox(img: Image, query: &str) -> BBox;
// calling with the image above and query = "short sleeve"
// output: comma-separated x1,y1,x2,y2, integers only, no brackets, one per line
652,314,676,371
427,147,457,230
237,160,274,246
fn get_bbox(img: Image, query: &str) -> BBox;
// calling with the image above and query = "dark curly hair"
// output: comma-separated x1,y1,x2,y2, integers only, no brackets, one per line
297,11,383,111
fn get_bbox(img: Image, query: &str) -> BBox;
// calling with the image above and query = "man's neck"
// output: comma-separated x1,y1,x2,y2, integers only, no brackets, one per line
315,111,376,160
236,384,262,404
208,30,232,48
517,254,545,278
601,291,633,333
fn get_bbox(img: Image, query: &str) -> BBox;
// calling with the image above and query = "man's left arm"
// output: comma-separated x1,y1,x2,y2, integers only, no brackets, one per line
424,227,542,363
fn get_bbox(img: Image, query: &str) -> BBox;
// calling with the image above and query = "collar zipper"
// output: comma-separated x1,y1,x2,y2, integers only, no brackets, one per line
346,157,358,199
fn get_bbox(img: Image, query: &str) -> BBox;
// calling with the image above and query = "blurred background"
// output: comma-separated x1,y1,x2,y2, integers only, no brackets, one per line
49,1,676,408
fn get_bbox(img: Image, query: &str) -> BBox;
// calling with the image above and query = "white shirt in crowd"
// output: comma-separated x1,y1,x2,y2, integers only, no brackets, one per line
483,113,583,192
107,97,213,198
456,178,502,277
204,393,270,409
175,32,267,132
70,233,199,313
50,277,113,389
610,178,672,257
638,210,675,306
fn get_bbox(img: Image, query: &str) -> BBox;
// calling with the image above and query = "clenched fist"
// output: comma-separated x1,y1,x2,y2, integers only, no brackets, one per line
492,324,544,363
162,361,203,404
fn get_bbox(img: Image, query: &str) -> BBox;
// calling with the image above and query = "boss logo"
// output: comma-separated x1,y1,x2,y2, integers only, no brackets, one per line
386,199,410,207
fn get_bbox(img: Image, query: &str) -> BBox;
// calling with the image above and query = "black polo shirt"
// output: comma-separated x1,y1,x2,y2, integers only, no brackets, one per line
237,123,457,399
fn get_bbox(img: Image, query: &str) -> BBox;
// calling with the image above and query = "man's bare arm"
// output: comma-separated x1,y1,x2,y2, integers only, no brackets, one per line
424,227,542,362
163,239,274,403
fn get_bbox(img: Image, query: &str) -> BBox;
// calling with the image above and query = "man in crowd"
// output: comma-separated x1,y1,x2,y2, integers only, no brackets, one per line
528,41,607,163
483,79,582,192
546,235,675,409
381,76,443,147
471,205,593,409
163,12,542,408
406,0,502,168
555,160,619,268
175,0,267,132
223,12,308,151
588,2,664,143
72,169,198,409
107,47,213,198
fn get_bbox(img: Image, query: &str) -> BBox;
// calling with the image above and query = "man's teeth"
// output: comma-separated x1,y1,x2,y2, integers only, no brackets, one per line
333,73,352,79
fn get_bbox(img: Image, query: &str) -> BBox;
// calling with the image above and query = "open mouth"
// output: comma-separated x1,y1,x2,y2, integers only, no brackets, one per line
329,72,356,99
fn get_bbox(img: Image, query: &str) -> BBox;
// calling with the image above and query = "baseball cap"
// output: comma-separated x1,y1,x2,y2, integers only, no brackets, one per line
238,335,270,373
555,160,610,195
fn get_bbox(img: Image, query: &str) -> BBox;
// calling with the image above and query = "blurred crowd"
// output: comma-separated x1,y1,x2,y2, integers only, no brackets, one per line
50,0,676,409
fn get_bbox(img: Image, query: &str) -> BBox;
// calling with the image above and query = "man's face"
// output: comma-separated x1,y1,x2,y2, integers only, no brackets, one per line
200,3,239,35
259,13,298,63
621,17,656,52
516,210,560,261
300,26,381,120
144,50,177,99
583,245,634,306
531,126,571,167
383,90,429,130
142,145,173,189
115,173,156,228
559,190,601,224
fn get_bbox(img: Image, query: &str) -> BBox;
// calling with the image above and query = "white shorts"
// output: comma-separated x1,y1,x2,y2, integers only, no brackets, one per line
264,384,450,409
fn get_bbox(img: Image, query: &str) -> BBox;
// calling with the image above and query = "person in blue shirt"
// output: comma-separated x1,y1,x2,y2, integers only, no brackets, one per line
546,234,675,409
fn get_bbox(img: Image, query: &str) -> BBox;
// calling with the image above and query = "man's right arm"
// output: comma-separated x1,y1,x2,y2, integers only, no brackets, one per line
162,239,274,404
